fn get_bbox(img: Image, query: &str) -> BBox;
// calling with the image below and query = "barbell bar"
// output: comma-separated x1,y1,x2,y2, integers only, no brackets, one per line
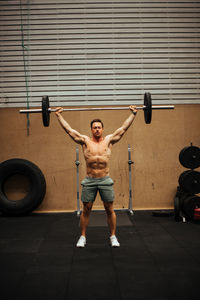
19,92,175,126
20,105,174,113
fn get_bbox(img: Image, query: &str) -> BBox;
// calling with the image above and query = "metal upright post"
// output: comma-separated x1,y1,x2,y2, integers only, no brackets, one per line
75,147,81,217
128,144,134,215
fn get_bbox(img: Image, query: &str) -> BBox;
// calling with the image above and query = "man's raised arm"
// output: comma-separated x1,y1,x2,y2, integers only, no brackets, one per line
55,107,87,145
108,105,137,144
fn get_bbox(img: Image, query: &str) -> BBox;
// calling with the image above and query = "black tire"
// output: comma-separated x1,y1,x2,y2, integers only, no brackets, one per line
0,158,46,216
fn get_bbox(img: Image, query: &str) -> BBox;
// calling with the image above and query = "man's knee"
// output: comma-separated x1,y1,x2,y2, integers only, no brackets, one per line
83,202,93,216
104,202,114,215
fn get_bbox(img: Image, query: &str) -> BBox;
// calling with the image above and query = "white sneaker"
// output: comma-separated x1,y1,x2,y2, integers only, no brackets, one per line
76,235,86,248
110,235,120,247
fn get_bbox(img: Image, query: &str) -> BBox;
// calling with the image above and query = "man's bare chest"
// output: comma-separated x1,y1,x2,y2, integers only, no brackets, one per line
83,140,111,158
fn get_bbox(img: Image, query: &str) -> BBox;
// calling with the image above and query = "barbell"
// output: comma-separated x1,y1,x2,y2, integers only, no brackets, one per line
19,92,174,127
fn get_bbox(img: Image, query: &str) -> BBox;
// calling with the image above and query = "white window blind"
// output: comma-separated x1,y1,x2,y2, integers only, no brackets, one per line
0,0,200,108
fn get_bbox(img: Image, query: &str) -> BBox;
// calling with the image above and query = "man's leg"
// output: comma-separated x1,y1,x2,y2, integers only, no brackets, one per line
103,201,116,236
104,201,120,247
76,201,93,248
80,201,93,237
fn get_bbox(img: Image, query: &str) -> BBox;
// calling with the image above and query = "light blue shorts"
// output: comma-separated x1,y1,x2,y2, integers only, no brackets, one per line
81,176,114,203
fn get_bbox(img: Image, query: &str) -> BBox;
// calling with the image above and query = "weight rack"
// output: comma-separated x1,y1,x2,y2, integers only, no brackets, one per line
75,145,134,217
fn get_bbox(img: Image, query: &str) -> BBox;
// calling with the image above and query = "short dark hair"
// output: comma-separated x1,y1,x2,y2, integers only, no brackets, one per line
90,119,104,129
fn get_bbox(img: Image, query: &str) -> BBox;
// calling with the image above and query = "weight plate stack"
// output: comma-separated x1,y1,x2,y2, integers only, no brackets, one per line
179,145,200,169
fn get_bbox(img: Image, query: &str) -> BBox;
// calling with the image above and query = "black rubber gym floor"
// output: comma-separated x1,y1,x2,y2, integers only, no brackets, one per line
0,210,200,300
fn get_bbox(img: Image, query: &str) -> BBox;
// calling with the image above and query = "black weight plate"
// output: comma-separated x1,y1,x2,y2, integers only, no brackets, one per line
182,195,200,220
144,92,152,124
178,170,200,194
152,210,174,217
42,95,50,127
179,146,200,169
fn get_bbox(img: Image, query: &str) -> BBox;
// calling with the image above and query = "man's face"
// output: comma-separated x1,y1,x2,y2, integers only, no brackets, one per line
91,122,103,138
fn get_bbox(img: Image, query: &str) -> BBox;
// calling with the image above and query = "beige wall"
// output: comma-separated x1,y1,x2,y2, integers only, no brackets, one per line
0,104,200,212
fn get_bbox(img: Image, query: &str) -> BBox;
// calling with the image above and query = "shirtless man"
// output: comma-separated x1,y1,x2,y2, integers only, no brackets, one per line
55,105,137,247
